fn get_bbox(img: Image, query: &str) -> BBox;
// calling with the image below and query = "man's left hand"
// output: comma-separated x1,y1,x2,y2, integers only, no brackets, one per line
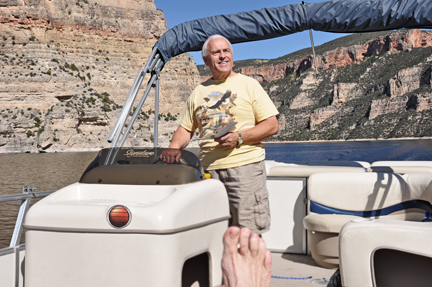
215,132,239,148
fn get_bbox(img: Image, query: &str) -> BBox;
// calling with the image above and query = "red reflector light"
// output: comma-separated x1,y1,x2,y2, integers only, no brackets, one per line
108,205,131,228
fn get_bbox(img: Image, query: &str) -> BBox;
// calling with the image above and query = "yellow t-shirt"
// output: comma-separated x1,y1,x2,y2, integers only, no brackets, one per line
180,73,279,170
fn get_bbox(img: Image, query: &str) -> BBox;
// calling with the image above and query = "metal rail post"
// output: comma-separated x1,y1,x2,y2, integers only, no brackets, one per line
10,186,35,287
309,29,319,75
154,69,160,148
9,186,35,248
106,59,163,164
108,69,146,143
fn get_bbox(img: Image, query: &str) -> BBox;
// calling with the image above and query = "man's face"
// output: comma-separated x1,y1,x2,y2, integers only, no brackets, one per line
203,37,234,80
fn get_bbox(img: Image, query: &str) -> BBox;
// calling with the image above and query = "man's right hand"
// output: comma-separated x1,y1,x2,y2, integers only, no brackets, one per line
160,148,182,164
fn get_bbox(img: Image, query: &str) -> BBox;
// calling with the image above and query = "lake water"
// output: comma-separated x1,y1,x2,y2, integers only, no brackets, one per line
0,151,98,249
264,139,432,162
1,139,432,249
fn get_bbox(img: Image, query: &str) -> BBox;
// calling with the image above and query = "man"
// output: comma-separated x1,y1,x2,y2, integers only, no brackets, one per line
161,34,279,234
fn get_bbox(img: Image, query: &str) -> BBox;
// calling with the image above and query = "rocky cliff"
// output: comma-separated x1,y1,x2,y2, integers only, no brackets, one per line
0,0,200,153
258,29,432,141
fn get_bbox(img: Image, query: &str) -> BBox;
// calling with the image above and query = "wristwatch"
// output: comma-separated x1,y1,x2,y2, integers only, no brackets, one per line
237,132,243,146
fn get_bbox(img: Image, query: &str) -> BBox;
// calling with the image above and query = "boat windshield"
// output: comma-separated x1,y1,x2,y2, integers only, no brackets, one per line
79,148,204,185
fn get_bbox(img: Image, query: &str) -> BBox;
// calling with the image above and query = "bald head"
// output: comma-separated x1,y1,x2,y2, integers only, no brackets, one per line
202,35,233,58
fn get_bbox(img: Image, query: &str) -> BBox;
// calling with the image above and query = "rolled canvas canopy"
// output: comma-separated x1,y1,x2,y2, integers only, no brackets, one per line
154,0,432,64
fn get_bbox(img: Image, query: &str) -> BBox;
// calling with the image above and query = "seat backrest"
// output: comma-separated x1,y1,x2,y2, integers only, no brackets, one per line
308,172,432,212
370,161,432,174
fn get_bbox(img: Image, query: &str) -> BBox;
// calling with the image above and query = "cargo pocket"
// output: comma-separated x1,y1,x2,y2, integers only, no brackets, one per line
254,193,270,229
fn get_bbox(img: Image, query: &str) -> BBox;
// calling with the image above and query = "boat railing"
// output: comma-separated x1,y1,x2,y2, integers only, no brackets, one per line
0,186,55,287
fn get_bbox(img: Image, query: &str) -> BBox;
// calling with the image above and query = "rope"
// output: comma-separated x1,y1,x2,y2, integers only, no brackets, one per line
271,275,312,280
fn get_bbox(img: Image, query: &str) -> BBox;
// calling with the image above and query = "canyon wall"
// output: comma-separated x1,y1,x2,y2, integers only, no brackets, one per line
231,29,432,84
0,0,200,152
259,30,432,141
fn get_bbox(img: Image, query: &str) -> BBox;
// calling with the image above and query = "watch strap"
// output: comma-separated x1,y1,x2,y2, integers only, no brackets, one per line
237,132,243,146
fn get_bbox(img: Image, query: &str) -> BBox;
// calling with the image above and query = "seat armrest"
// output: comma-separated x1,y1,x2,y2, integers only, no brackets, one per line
339,219,432,287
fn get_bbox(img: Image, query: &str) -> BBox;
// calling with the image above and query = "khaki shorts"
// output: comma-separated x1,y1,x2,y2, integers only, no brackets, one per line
208,160,270,234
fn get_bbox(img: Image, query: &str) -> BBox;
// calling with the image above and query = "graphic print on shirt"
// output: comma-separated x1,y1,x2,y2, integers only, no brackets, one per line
195,90,237,138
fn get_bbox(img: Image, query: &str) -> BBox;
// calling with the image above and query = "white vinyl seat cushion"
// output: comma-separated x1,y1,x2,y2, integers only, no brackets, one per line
307,172,432,211
304,172,432,269
339,219,432,287
369,161,432,173
265,160,369,178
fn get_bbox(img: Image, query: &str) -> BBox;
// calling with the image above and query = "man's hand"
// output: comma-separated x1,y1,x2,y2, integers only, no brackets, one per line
215,132,239,149
160,148,182,164
214,116,278,149
161,126,194,163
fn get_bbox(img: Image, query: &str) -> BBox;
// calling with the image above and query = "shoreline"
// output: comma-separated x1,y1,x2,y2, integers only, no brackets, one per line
1,136,431,154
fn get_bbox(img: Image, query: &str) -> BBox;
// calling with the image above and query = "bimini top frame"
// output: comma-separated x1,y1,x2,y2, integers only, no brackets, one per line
105,48,164,164
106,0,432,164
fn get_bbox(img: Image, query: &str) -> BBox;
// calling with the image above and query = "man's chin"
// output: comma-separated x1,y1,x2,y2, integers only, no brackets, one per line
216,67,232,74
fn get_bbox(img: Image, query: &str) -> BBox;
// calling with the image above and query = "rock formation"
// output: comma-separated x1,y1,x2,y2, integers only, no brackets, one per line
368,65,432,119
332,83,358,105
388,67,423,98
369,96,409,120
0,0,200,153
289,71,320,109
232,29,432,83
261,30,432,141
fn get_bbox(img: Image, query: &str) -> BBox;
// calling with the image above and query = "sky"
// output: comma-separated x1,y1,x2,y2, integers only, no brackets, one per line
154,0,350,65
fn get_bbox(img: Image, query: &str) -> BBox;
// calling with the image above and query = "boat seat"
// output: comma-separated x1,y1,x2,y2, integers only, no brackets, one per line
303,172,432,268
79,164,202,185
339,219,432,287
369,161,432,173
261,160,368,253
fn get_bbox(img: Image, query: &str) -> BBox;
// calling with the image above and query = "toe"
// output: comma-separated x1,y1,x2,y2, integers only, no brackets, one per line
249,233,260,257
238,228,251,255
223,226,241,254
264,249,272,270
258,238,267,259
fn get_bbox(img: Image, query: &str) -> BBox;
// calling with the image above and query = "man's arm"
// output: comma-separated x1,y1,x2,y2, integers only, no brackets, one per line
215,116,279,148
160,126,194,163
169,125,194,149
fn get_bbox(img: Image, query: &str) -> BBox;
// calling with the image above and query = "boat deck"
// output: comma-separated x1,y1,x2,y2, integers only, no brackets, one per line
269,253,335,287
211,252,335,287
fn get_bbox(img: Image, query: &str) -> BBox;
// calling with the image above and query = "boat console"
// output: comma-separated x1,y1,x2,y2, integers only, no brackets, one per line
24,148,230,287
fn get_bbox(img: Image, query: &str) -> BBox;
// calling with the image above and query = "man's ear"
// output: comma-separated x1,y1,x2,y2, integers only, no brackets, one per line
203,56,209,66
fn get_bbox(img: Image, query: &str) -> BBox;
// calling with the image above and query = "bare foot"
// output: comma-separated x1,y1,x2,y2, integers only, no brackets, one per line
221,227,272,287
